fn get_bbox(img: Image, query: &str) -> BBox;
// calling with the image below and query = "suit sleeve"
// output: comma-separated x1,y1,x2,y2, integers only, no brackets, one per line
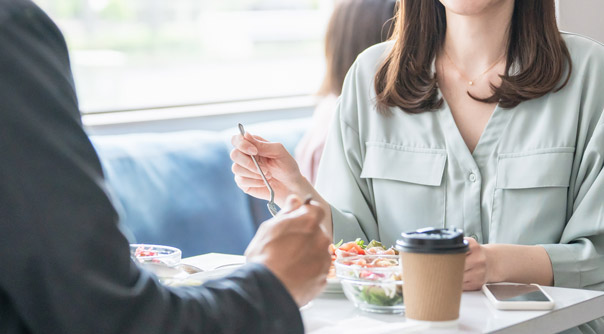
0,2,302,334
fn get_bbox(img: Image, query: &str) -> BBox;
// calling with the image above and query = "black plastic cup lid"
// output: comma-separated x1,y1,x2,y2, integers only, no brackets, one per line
396,227,469,254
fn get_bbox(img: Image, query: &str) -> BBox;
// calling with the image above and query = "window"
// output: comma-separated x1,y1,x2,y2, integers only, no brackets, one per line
35,0,332,113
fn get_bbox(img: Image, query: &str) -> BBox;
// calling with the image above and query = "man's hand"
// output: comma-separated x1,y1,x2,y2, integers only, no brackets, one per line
245,195,331,307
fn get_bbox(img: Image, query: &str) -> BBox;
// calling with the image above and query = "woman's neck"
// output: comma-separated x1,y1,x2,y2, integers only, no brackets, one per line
443,2,514,78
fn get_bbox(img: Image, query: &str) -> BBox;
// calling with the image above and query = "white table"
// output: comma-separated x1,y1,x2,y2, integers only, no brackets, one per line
304,286,604,333
183,254,604,333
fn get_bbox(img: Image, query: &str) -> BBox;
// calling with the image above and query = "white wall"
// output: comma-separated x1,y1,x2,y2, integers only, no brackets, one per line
558,0,604,43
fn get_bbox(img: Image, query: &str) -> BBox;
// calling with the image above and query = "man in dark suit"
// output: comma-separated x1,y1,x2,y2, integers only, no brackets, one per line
0,1,331,333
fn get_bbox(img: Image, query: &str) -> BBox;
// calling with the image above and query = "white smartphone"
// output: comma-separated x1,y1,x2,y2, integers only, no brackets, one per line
482,283,555,310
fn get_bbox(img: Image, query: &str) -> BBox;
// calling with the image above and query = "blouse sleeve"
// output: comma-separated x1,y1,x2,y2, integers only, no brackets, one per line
315,63,379,243
540,111,604,290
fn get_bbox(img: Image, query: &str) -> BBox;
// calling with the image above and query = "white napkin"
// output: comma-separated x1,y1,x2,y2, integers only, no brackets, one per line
306,316,428,334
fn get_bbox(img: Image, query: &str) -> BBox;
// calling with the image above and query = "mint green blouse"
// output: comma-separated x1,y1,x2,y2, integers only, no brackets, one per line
316,33,604,304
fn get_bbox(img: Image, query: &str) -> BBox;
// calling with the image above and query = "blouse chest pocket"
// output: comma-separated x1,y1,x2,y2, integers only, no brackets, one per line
360,144,447,239
490,150,574,244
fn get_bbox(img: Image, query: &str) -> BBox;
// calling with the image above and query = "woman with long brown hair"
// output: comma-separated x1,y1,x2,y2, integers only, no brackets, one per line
231,1,604,330
296,0,397,185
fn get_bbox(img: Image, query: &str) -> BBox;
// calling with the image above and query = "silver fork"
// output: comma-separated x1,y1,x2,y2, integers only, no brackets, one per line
238,123,279,216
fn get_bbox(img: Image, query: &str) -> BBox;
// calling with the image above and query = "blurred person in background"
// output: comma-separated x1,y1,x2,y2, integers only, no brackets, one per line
295,0,397,184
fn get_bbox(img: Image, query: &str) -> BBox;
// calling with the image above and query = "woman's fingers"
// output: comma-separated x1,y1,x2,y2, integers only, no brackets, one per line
251,134,269,142
462,237,488,291
233,176,270,196
231,134,258,155
254,140,287,158
231,132,279,157
245,187,272,200
230,148,268,176
232,162,270,180
463,268,483,290
465,255,479,272
465,237,478,250
235,175,270,188
463,281,482,291
239,132,287,158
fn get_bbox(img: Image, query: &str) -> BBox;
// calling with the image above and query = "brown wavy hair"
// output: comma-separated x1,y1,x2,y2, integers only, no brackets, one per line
319,0,397,96
374,0,572,113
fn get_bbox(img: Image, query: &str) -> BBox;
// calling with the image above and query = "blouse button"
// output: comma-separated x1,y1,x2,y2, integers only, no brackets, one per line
469,173,477,182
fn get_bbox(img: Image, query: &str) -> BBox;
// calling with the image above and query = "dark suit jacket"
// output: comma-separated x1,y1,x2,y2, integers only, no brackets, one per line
0,1,303,333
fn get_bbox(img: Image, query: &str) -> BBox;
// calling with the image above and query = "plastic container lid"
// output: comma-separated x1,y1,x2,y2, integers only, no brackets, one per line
396,227,469,254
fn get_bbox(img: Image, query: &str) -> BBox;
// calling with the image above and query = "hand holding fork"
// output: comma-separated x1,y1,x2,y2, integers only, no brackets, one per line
237,123,279,216
231,124,333,237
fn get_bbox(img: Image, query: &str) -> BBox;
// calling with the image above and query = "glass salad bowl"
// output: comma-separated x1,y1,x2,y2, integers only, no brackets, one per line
130,244,182,266
335,254,404,313
130,244,184,280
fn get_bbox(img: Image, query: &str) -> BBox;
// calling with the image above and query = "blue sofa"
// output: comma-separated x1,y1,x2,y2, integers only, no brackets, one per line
91,118,309,257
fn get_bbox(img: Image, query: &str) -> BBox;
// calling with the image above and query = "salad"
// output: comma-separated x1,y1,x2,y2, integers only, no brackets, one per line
327,239,397,279
355,281,403,308
134,245,159,258
129,244,182,267
330,239,404,311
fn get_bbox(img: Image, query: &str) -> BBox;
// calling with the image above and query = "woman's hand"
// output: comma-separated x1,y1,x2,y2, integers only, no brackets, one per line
463,237,493,291
462,240,555,290
230,131,314,208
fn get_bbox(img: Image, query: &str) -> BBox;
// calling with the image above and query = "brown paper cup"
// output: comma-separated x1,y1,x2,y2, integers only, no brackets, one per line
401,252,466,322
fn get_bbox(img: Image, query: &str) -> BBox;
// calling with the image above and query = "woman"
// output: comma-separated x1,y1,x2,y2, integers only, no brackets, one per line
296,0,397,185
231,1,603,330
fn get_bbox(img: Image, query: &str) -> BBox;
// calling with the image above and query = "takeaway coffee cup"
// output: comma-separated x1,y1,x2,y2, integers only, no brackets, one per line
396,228,469,325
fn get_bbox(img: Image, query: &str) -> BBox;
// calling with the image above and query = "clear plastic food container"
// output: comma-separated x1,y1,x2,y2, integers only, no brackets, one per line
335,254,404,313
